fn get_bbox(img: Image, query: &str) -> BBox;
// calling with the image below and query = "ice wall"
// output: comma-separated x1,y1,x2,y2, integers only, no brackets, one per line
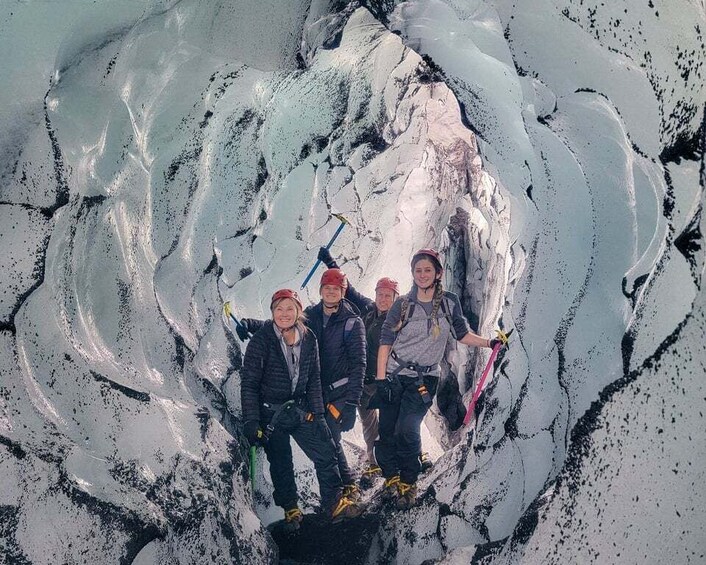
1,0,704,563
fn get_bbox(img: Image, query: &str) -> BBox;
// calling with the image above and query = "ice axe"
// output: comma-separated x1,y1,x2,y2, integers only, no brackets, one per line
463,329,512,426
300,213,349,289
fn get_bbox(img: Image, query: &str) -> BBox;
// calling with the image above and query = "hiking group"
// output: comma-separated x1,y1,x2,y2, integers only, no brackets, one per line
235,247,505,530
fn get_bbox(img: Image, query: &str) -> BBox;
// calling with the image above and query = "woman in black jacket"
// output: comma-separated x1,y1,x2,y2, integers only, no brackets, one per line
240,289,361,528
238,271,367,502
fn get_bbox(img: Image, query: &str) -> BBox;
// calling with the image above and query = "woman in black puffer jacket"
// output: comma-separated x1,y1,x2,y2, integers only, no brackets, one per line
240,289,361,528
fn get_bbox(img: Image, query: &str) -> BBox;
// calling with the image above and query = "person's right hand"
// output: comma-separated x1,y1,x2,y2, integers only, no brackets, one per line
236,320,251,341
244,420,265,445
318,247,339,269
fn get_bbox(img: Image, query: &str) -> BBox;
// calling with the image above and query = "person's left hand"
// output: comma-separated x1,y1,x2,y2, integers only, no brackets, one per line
244,420,265,445
236,321,251,341
318,247,339,269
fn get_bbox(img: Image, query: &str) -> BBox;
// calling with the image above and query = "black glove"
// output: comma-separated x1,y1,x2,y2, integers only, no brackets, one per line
489,337,507,349
340,403,357,432
235,320,251,342
318,247,339,269
244,420,265,445
371,376,400,406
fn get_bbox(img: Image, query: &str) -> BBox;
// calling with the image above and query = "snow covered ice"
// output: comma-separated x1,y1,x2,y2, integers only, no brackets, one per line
1,1,704,563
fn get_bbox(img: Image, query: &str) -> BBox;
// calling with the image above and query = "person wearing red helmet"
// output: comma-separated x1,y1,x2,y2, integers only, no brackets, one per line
317,248,433,488
373,248,503,509
237,268,367,502
240,289,362,526
307,267,367,501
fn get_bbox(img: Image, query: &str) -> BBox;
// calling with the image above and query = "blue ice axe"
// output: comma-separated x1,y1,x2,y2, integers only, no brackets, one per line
300,213,349,289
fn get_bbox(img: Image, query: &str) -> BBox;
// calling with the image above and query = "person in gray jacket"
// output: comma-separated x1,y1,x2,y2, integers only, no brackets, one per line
373,249,502,509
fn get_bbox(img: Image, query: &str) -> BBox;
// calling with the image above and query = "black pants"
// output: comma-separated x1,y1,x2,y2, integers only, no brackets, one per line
262,408,342,512
324,401,356,485
374,374,438,485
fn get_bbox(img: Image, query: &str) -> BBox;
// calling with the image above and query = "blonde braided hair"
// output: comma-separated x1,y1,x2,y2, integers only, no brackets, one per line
429,280,444,338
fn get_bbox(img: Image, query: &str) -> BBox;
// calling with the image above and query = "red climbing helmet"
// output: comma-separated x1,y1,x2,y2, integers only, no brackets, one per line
320,268,348,290
411,248,442,272
271,289,303,310
375,277,400,294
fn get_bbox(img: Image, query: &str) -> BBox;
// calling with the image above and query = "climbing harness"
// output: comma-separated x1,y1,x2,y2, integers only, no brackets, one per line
389,350,434,404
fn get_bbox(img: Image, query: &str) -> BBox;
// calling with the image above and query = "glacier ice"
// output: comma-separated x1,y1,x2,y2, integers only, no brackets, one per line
0,0,704,563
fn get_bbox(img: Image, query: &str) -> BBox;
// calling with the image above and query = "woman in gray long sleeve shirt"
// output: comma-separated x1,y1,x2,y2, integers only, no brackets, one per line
373,249,498,509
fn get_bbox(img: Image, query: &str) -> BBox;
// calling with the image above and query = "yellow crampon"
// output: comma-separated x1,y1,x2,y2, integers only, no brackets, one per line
331,496,355,518
395,481,418,509
285,507,303,523
397,481,415,495
381,474,401,501
362,464,381,476
343,483,361,500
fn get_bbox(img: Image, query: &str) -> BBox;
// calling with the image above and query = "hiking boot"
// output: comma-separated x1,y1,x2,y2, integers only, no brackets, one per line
283,507,303,531
420,452,433,472
330,495,364,523
381,475,400,501
343,482,362,502
359,464,382,489
395,481,418,510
